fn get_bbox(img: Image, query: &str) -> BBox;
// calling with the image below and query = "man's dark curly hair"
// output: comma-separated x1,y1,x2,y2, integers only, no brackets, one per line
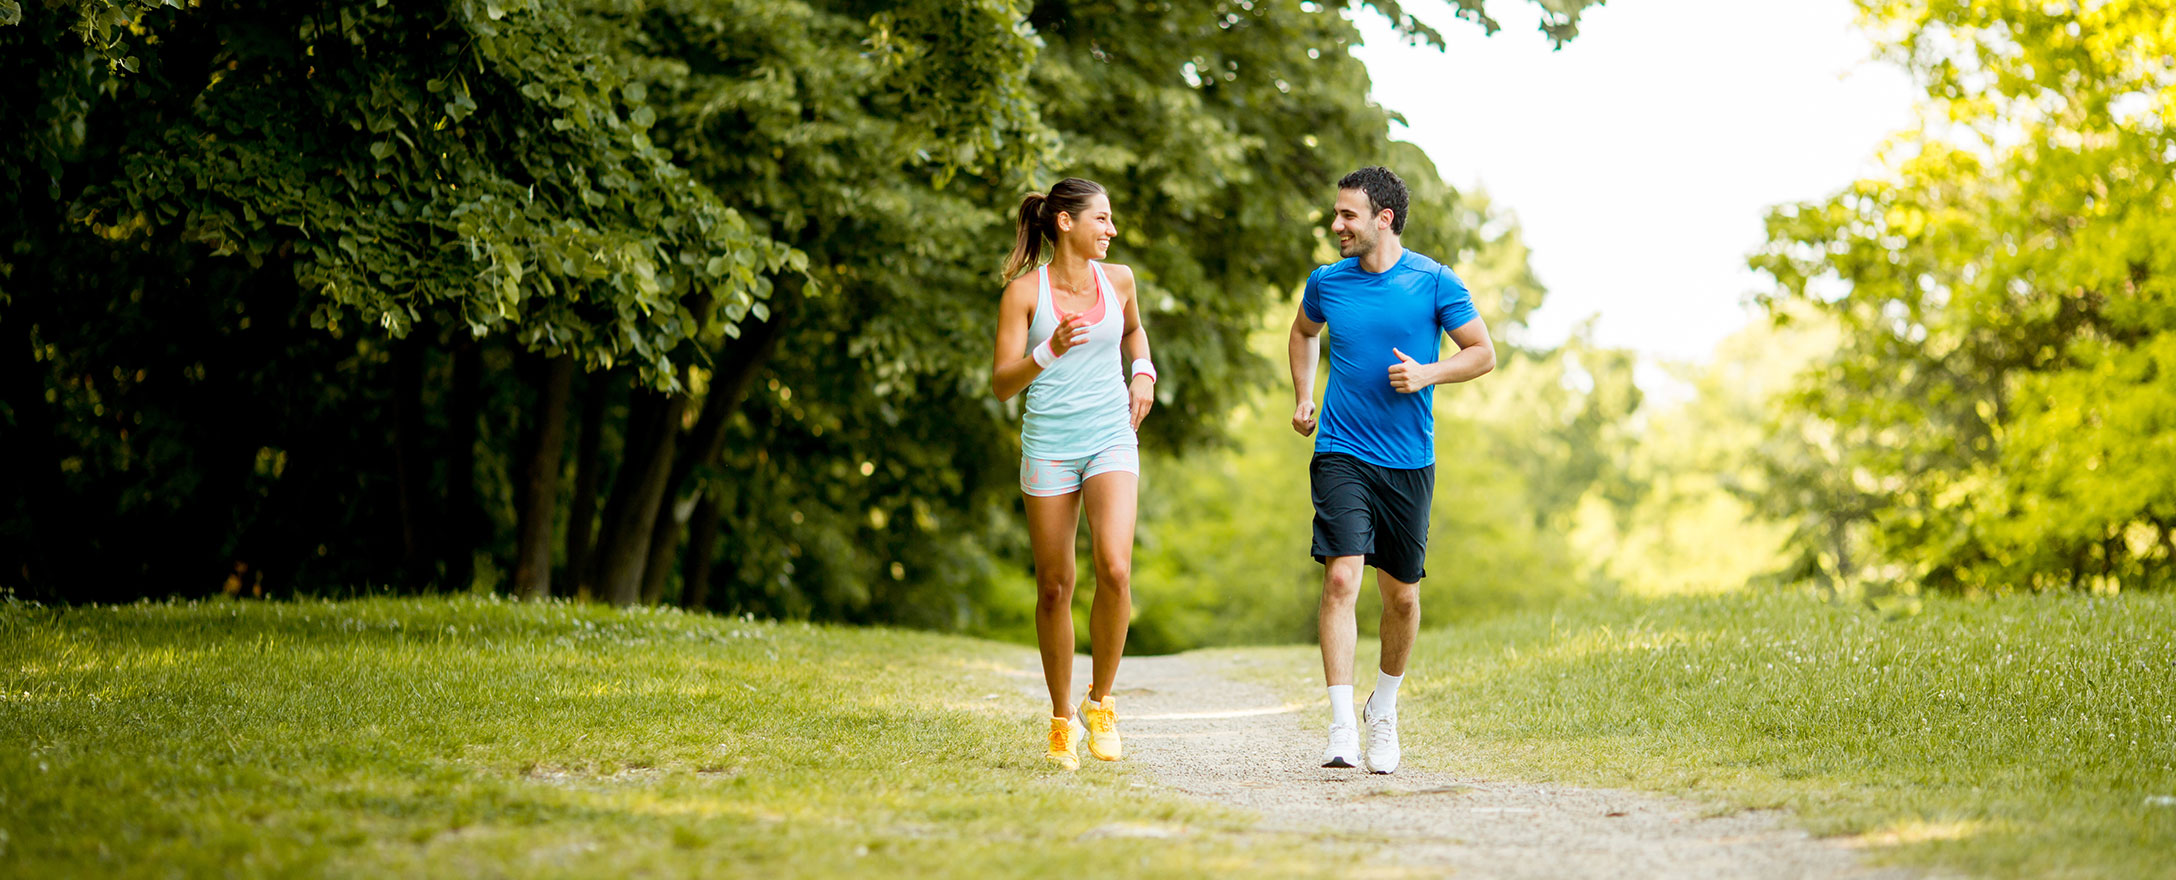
1337,166,1409,235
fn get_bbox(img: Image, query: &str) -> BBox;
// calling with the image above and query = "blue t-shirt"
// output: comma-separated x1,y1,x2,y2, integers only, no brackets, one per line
1301,249,1479,470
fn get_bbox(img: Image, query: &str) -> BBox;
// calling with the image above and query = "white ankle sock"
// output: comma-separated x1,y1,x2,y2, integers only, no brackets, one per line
1328,685,1356,728
1370,670,1403,718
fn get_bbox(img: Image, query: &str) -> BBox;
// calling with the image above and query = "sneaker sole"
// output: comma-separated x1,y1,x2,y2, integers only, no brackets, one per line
1322,756,1358,768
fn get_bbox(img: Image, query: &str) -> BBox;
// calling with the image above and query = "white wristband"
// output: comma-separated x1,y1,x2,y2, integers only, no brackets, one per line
1130,358,1157,382
1032,338,1057,368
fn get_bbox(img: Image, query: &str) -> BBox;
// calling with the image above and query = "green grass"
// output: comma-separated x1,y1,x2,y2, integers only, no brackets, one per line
10,592,2173,878
1233,591,2176,879
0,596,1346,878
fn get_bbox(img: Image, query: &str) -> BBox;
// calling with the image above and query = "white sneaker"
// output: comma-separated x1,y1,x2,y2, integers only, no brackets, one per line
1322,723,1360,768
1363,698,1400,774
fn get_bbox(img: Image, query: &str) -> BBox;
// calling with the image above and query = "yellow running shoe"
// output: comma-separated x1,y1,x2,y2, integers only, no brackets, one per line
1078,695,1122,761
1045,716,1083,771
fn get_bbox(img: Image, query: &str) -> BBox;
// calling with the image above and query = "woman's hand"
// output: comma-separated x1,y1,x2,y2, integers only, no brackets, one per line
1129,374,1155,430
1049,311,1090,358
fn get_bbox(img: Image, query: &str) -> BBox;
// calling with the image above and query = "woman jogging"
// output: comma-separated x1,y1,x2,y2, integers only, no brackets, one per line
989,177,1158,771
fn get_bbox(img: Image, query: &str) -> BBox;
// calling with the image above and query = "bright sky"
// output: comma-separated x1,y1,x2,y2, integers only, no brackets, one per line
1350,0,1919,370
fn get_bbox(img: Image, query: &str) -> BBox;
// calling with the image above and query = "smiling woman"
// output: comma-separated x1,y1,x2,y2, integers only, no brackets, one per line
989,177,1159,771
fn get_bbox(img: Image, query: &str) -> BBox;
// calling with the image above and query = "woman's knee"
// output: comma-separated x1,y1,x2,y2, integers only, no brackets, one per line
1092,559,1132,597
1035,572,1076,606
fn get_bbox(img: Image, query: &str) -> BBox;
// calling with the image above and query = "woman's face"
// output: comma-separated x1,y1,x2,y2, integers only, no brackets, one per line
1056,193,1115,260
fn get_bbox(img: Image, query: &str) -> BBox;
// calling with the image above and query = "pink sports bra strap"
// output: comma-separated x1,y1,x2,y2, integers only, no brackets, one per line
1043,264,1111,326
1080,264,1111,324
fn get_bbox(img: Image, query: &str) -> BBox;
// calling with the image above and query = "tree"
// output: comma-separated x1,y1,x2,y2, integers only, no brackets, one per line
2,0,1614,628
1751,0,2176,593
2,0,800,595
1571,308,1840,598
631,1,1610,621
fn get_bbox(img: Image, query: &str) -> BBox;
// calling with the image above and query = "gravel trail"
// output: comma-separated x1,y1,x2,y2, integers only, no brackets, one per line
1049,652,1918,879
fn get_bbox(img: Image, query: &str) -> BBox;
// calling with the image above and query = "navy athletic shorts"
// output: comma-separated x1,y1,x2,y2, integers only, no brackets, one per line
1309,452,1433,583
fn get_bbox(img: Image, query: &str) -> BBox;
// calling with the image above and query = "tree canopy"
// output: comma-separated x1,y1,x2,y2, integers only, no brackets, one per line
1752,0,2176,594
3,0,1608,626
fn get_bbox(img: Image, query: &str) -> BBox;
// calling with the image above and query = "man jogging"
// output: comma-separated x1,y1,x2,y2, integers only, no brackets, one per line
1288,166,1496,773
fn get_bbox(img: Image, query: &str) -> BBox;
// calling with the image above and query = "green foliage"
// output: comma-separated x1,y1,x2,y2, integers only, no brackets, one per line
638,1,1604,624
1,0,1613,628
1370,0,1598,46
1574,311,1838,597
0,0,825,596
1233,590,2176,879
1751,0,2176,593
586,0,1050,619
0,596,1353,877
18,0,796,382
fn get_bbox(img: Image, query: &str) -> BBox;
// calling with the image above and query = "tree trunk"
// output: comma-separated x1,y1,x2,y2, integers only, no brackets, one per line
641,284,798,606
391,333,434,588
444,339,483,592
565,374,609,599
589,389,658,594
513,353,575,600
680,493,724,611
595,389,685,605
639,492,687,605
680,281,799,487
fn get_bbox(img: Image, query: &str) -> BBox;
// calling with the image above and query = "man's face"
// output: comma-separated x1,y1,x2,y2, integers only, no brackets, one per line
1331,188,1383,258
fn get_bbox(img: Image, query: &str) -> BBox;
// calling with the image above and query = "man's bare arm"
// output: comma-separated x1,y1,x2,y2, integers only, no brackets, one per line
1289,307,1324,435
1389,316,1494,393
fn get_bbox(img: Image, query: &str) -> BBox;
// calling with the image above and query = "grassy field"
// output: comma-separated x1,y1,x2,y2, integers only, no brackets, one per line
7,592,2173,878
0,596,1340,878
1227,591,2176,879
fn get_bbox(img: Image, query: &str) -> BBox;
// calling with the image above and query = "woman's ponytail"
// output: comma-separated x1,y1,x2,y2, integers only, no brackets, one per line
1003,192,1048,281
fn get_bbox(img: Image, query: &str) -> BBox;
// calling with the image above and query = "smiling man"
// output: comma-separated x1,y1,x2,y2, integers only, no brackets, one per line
1287,166,1496,773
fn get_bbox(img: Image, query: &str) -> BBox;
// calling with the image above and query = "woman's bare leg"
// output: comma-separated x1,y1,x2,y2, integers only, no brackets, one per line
1080,471,1137,702
1025,490,1083,718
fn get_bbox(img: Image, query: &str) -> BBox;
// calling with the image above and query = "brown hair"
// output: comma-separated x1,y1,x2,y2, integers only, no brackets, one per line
1338,166,1410,234
1002,177,1107,280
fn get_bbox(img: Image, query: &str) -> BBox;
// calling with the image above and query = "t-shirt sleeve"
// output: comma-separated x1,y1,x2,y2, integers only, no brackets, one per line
1435,266,1478,332
1301,266,1328,324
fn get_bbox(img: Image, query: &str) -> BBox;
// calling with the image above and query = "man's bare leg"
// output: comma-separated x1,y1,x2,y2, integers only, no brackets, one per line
1362,569,1419,773
1317,556,1366,686
1317,555,1366,767
1375,570,1420,678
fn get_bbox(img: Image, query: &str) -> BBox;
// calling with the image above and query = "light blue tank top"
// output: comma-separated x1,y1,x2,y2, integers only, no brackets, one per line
1022,263,1135,459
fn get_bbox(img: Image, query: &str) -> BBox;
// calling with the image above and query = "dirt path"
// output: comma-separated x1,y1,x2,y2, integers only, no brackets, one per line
1050,652,1917,879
